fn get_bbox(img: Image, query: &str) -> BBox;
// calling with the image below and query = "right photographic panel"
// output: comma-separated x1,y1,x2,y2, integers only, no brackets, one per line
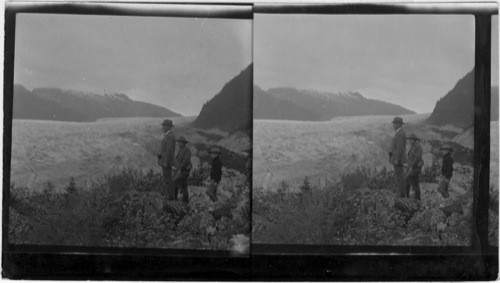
252,14,477,246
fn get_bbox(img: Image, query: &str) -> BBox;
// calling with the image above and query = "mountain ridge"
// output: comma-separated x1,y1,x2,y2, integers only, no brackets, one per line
426,70,474,128
255,86,415,121
13,84,181,122
254,85,323,121
192,64,252,134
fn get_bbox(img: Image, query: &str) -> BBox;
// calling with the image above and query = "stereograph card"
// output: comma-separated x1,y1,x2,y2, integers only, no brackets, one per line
1,0,498,280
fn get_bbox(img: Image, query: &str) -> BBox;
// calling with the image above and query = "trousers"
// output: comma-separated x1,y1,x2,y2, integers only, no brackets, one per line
437,177,450,198
162,166,174,200
174,171,190,203
393,165,406,197
405,174,421,200
205,180,219,202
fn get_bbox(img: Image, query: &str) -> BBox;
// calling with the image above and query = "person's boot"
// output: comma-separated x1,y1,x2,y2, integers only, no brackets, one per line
443,188,449,198
209,192,217,202
437,185,449,198
205,187,213,201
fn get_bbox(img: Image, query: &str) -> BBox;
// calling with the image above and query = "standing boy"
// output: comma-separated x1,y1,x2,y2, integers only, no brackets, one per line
206,147,223,202
437,144,454,198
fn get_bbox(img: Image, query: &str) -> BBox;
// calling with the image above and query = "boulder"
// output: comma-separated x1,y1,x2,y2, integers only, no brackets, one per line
441,201,463,217
163,200,188,217
447,212,463,227
210,198,239,220
394,197,420,221
177,211,215,234
409,207,446,232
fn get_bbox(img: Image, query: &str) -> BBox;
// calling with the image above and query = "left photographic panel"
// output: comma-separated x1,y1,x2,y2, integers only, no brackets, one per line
6,4,252,253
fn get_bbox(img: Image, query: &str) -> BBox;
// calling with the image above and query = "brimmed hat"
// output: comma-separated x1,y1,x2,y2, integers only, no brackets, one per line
209,147,221,154
176,136,188,143
440,144,453,151
391,117,405,124
161,119,174,127
408,133,420,141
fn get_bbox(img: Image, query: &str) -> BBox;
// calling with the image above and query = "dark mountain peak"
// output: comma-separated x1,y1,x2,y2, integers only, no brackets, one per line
13,84,91,122
427,69,475,128
350,92,365,99
113,93,130,100
254,85,323,121
254,84,265,92
192,64,252,133
14,84,29,92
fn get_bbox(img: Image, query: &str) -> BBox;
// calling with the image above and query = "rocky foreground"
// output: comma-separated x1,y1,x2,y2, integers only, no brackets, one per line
253,164,474,246
9,167,250,251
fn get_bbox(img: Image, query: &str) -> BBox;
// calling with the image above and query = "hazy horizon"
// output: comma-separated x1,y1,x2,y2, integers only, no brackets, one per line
255,14,476,114
14,14,252,116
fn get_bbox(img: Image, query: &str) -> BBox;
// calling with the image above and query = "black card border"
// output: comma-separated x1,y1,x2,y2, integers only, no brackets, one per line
2,1,499,280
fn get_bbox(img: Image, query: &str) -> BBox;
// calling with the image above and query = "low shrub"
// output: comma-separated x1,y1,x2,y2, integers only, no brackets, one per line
299,176,312,194
106,168,163,194
341,166,393,191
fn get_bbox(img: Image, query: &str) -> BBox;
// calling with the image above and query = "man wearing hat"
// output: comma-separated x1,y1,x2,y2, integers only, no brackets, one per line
157,119,176,200
206,147,223,202
389,117,408,197
405,133,424,200
174,136,192,203
437,144,454,198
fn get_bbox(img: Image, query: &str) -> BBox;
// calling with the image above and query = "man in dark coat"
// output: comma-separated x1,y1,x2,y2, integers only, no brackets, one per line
206,147,222,202
157,119,176,200
174,136,192,203
437,144,454,198
405,133,424,200
389,117,407,198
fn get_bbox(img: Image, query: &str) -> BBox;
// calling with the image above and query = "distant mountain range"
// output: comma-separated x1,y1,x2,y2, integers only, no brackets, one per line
254,85,322,121
192,64,252,134
427,69,499,128
12,85,180,122
254,86,415,121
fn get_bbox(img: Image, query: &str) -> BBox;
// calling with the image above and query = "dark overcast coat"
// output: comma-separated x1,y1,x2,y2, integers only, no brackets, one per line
390,128,407,165
210,157,223,183
441,153,454,179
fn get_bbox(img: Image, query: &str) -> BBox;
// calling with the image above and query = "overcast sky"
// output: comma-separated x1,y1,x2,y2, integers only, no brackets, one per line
14,14,252,116
255,14,476,114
